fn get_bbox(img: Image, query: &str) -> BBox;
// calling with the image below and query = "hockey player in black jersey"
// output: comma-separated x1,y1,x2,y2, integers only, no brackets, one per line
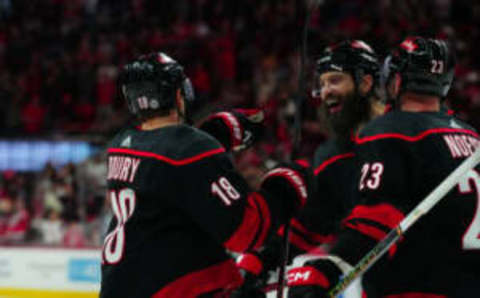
291,40,385,253
233,40,385,297
288,37,480,298
99,52,312,298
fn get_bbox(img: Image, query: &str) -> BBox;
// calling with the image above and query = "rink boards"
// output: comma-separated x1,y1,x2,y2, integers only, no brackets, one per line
0,247,100,298
0,248,361,298
0,289,97,298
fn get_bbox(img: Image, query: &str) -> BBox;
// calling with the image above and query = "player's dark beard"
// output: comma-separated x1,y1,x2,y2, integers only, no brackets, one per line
320,91,370,144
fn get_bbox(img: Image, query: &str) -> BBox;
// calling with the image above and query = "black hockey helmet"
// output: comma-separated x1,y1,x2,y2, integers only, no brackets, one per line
118,52,194,121
312,40,380,98
382,36,455,99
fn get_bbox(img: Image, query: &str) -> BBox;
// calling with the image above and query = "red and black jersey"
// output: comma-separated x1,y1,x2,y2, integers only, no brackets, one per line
100,124,290,298
286,139,356,254
332,111,480,297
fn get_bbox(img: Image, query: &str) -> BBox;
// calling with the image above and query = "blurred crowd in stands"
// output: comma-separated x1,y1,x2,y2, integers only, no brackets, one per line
0,154,108,247
0,0,479,247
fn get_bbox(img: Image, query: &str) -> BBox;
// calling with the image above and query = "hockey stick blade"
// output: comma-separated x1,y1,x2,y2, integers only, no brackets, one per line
328,147,480,297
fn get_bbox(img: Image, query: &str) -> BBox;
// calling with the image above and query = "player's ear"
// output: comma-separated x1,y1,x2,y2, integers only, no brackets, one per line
359,74,374,96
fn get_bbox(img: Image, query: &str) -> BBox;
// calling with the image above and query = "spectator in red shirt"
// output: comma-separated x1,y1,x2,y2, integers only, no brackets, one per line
4,198,30,243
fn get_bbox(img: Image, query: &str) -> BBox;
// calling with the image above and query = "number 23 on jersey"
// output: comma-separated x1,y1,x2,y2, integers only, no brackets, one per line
359,162,384,190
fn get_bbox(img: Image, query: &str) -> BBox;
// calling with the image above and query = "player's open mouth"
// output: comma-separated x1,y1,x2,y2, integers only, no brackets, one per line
325,99,342,114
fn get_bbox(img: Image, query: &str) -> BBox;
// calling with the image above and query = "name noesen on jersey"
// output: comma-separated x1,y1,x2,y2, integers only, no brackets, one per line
443,134,480,159
107,156,141,182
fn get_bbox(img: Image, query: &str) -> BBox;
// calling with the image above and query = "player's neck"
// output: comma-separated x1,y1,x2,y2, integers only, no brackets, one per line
399,93,440,112
356,100,385,135
141,114,179,130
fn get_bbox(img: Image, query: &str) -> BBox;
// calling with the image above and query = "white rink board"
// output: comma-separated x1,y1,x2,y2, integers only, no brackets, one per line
0,248,361,297
0,247,101,292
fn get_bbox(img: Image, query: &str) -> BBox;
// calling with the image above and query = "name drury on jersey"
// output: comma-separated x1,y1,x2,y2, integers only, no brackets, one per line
443,134,480,158
107,156,141,182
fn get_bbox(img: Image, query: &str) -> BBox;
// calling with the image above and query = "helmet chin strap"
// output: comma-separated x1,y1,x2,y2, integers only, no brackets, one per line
383,73,402,109
176,108,186,124
384,83,397,108
175,91,191,125
393,74,405,109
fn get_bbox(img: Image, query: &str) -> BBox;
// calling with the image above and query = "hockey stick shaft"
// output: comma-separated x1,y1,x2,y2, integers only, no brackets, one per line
277,224,291,298
328,147,480,297
277,1,320,296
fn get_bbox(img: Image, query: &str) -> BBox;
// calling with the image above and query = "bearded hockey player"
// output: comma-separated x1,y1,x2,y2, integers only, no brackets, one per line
99,52,311,298
233,40,385,297
293,40,385,253
287,37,480,297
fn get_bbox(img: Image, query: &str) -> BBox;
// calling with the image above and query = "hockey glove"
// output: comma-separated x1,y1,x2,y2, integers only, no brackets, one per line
260,164,311,214
287,257,347,298
199,109,264,151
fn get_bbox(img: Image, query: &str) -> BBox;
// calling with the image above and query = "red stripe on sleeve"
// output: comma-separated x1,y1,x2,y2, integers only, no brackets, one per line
251,193,271,250
343,222,387,241
313,153,355,175
277,223,330,254
224,193,271,252
288,230,320,252
343,222,398,257
108,147,225,166
152,259,243,298
291,219,335,244
344,204,405,230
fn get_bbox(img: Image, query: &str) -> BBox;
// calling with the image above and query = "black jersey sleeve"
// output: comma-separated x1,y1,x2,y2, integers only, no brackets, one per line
285,142,356,254
168,142,288,254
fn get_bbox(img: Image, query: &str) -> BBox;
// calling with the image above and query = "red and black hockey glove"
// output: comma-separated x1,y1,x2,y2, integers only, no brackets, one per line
260,164,311,215
199,109,264,152
287,258,344,298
